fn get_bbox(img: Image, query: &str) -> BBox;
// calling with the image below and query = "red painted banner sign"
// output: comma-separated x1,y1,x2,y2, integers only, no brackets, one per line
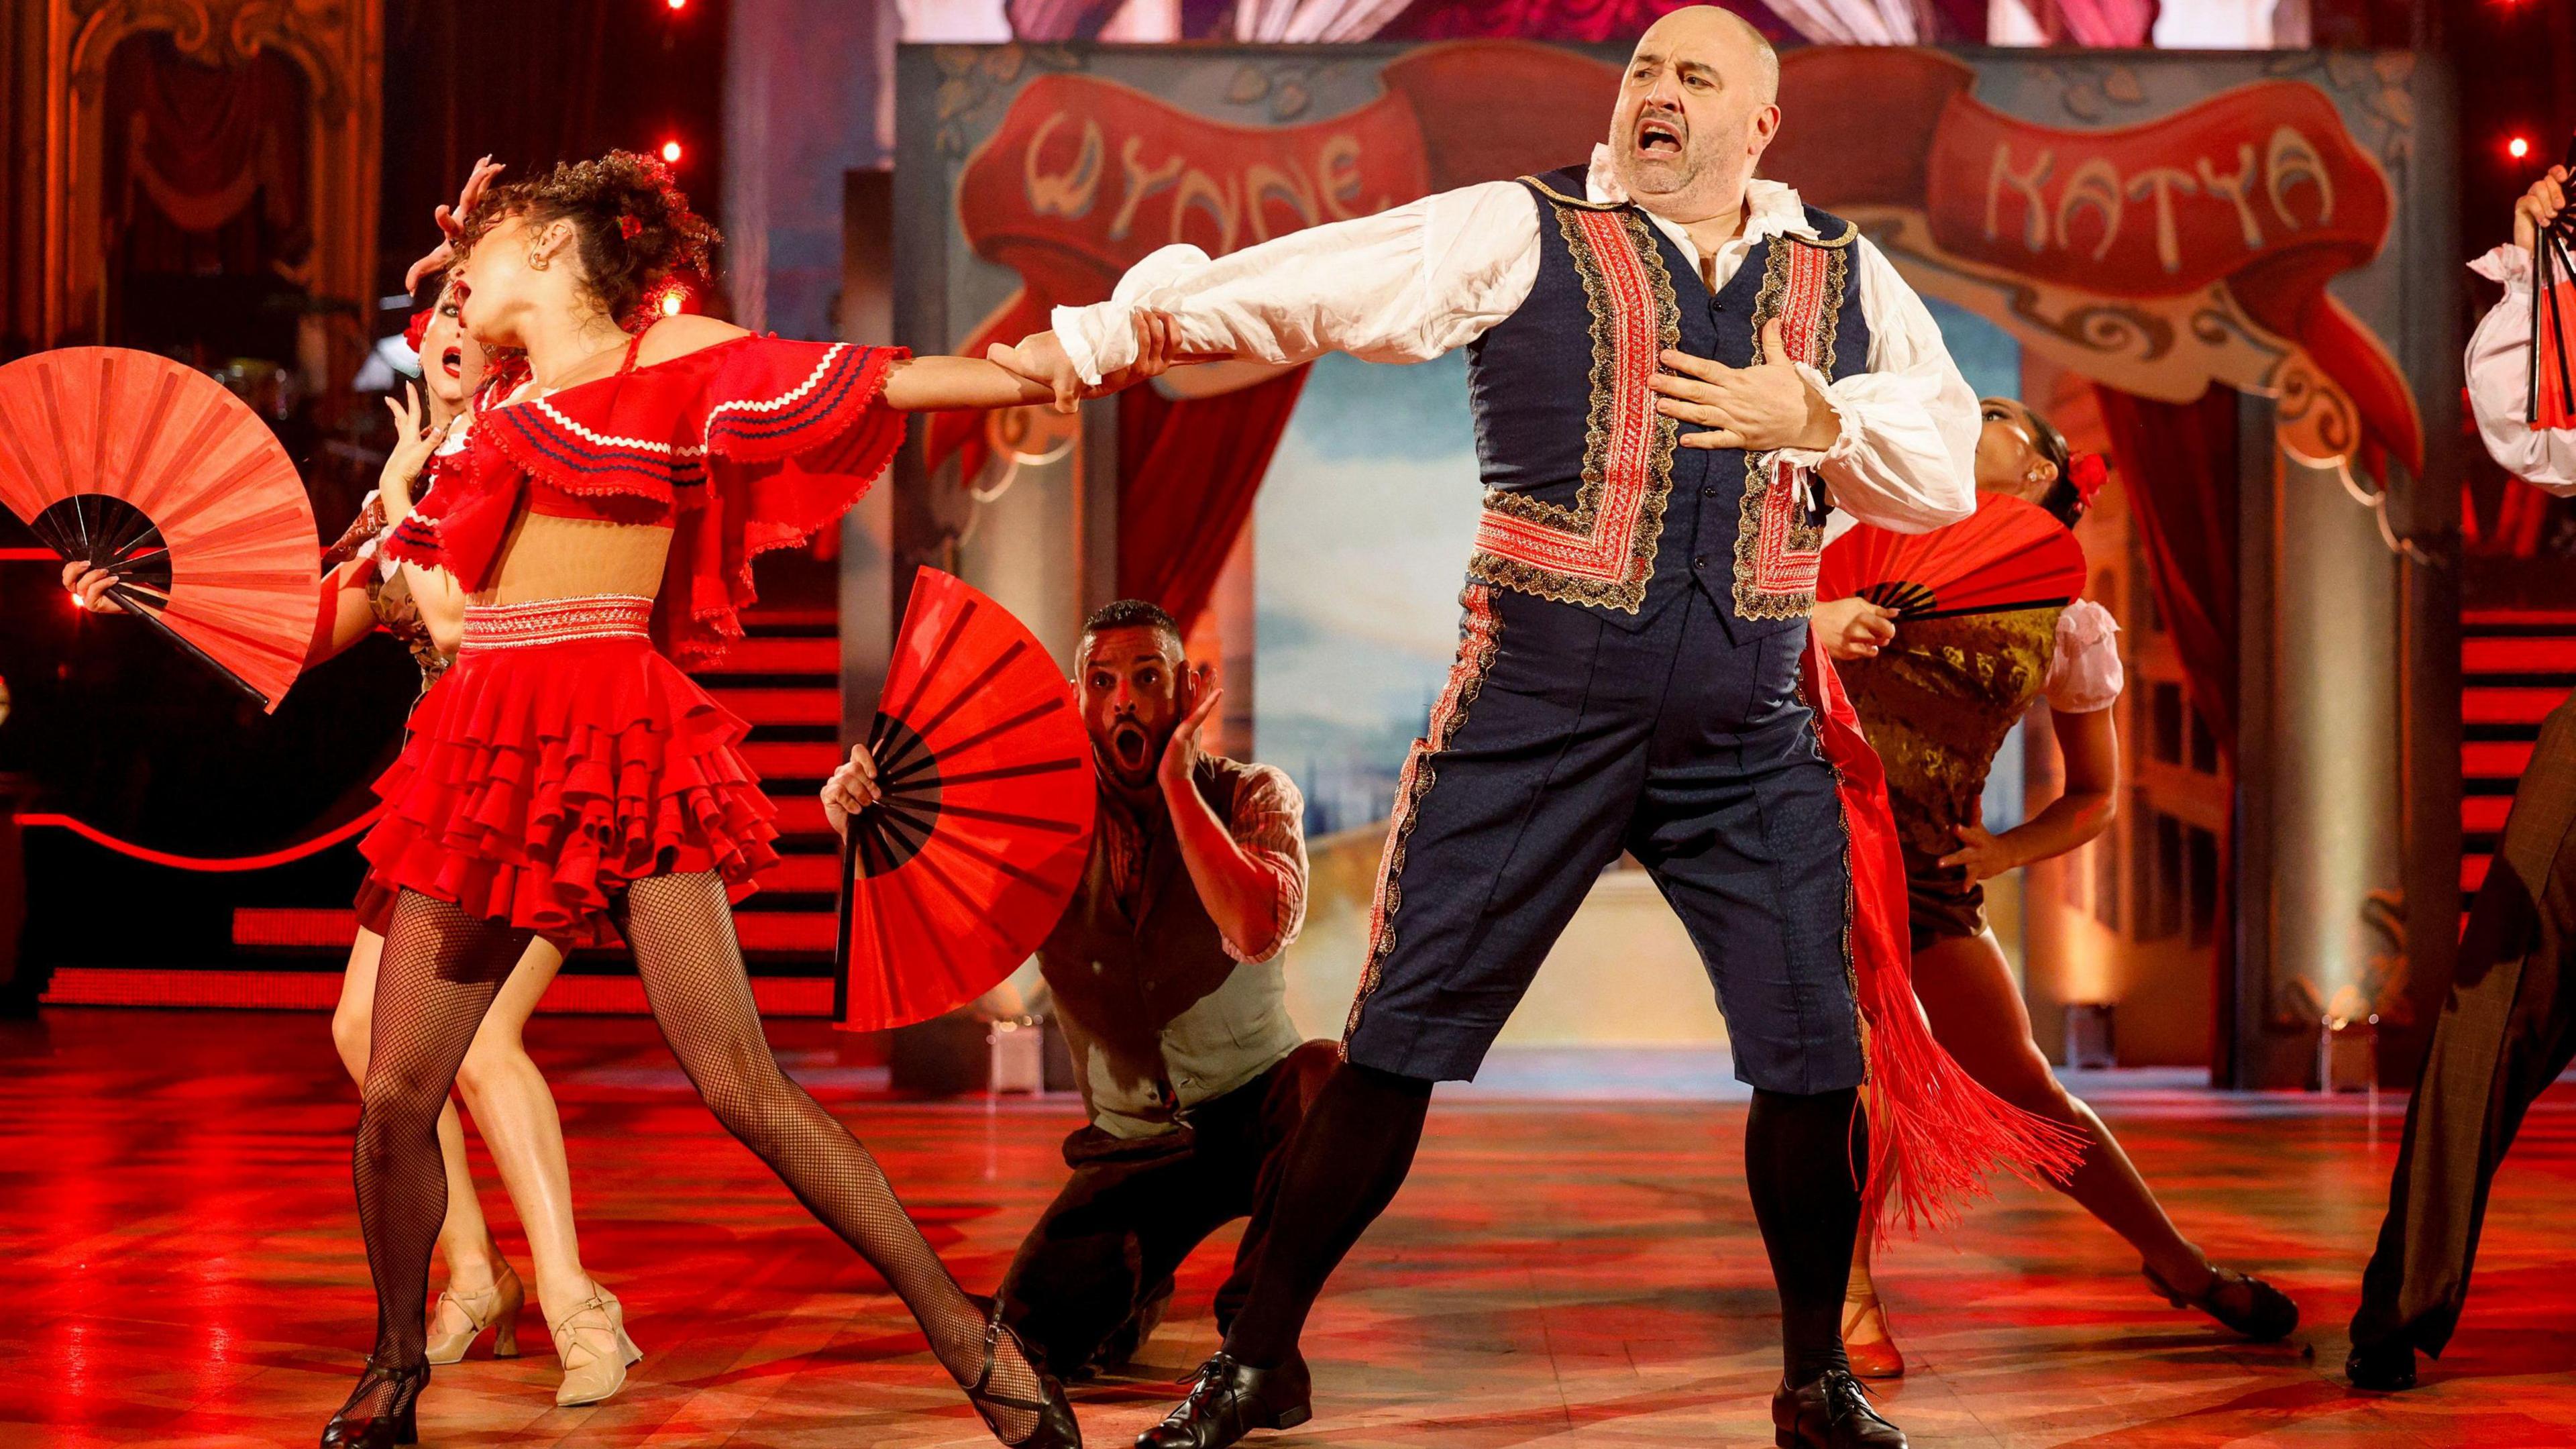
938,42,2418,479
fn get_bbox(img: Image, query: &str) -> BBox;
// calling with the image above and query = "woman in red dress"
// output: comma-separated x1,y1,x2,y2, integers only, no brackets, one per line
68,261,635,1407
321,152,1169,1449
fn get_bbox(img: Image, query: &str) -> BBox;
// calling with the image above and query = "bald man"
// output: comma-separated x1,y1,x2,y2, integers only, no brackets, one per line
1005,12,1971,1447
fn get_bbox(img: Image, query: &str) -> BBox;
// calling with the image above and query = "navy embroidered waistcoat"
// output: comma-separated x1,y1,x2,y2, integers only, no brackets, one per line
1463,166,1870,640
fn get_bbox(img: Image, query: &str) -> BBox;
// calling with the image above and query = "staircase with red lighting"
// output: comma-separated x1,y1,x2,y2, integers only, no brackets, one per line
2462,611,2576,905
690,605,847,963
126,604,853,1014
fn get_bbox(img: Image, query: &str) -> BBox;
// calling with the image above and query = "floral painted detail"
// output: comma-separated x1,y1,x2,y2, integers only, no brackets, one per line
1467,194,1679,614
1733,223,1854,623
1346,584,1503,1046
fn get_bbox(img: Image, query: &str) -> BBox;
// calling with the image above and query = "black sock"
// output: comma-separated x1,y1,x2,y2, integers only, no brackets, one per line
1746,1086,1866,1387
1222,1061,1434,1368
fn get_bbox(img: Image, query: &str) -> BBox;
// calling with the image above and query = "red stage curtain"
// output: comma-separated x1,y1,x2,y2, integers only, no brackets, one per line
2094,382,2240,1080
1118,369,1310,629
2093,384,2239,758
103,36,310,276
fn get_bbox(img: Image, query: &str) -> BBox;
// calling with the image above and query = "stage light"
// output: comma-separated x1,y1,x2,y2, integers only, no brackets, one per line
2512,136,2534,160
661,290,684,317
667,0,687,9
661,140,684,164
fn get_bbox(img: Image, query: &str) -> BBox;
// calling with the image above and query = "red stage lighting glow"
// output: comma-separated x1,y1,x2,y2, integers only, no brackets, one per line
2512,136,2534,160
661,139,684,164
667,0,687,9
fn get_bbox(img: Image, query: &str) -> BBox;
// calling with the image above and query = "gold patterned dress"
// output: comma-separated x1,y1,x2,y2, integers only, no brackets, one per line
1837,600,2122,949
320,489,450,693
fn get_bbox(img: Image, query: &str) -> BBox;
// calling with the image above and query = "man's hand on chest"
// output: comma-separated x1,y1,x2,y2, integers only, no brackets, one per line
1648,317,1842,454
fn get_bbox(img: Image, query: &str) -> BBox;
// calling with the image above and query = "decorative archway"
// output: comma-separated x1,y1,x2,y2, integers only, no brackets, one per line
20,0,380,382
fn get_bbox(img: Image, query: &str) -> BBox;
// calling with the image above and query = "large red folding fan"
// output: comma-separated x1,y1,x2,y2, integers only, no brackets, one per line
836,570,1097,1032
0,348,318,710
1817,492,2086,621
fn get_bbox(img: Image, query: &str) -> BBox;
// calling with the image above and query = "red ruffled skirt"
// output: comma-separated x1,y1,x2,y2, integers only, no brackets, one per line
356,595,780,947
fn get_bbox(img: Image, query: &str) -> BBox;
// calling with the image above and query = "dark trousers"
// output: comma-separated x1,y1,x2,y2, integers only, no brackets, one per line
1343,581,1865,1090
997,1041,1336,1377
2353,694,2576,1356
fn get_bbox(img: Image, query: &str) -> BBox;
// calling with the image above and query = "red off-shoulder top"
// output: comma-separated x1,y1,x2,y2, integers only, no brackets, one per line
381,334,908,666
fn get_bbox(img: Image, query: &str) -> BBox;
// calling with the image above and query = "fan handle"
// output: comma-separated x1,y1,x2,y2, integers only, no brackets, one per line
102,580,275,710
831,802,859,1025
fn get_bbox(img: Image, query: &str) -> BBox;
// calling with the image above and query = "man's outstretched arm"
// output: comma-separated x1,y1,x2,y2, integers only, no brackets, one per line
1000,181,1544,396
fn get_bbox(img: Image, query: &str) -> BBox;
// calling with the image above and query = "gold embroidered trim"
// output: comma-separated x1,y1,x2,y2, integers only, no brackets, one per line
1515,172,1623,211
1467,204,1679,614
1791,665,1866,1057
1345,584,1503,1049
1732,232,1850,622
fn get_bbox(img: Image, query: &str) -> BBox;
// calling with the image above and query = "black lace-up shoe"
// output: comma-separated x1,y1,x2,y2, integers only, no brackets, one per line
1134,1352,1311,1449
1771,1368,1907,1448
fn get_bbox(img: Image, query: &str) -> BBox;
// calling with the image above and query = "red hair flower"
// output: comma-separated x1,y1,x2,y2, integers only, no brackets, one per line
2069,452,2111,511
402,307,435,356
619,215,643,241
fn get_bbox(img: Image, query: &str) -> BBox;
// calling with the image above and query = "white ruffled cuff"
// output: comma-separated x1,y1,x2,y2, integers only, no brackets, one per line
2045,598,2125,714
2471,244,2532,292
1770,361,1860,472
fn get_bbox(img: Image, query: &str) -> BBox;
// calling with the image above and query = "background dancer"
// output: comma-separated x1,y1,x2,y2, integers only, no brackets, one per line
1816,396,2297,1379
318,150,1174,1449
996,10,2050,1447
828,598,1330,1383
2347,162,2576,1393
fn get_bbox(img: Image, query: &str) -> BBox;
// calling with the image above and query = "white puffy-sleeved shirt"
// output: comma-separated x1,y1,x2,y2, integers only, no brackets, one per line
2043,598,2124,714
1053,148,1979,535
2467,244,2576,494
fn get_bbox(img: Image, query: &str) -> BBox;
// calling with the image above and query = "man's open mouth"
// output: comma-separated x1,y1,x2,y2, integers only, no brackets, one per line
1636,115,1684,155
1110,722,1151,772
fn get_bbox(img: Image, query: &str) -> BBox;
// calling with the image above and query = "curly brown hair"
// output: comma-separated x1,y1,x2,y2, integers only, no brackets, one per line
459,150,719,329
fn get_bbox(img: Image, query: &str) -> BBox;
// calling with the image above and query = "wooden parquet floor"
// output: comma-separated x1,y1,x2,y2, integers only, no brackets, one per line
3,1009,2569,1448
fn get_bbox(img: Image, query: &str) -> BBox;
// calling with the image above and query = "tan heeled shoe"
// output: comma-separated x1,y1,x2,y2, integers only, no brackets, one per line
425,1260,523,1364
1841,1294,1906,1380
549,1283,643,1407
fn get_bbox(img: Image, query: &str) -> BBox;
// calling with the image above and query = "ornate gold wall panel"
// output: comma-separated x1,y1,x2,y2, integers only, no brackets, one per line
8,0,380,380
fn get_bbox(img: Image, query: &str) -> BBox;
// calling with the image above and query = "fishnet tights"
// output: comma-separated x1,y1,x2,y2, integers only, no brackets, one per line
348,877,1046,1442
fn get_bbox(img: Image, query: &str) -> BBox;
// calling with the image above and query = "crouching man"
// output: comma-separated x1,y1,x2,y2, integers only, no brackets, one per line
826,598,1332,1378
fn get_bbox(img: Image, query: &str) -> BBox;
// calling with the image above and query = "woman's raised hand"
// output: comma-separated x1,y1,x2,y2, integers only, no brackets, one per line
404,155,508,292
380,383,452,511
2516,164,2569,257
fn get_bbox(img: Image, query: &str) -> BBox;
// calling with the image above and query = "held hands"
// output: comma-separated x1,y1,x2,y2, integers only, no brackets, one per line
820,742,882,840
1939,822,2020,885
2516,165,2570,256
1159,663,1222,796
1652,317,1842,453
1811,596,1896,661
989,310,1223,414
380,384,452,511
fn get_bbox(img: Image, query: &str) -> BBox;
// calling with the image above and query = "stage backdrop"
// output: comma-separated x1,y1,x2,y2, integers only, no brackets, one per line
892,42,2459,1079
